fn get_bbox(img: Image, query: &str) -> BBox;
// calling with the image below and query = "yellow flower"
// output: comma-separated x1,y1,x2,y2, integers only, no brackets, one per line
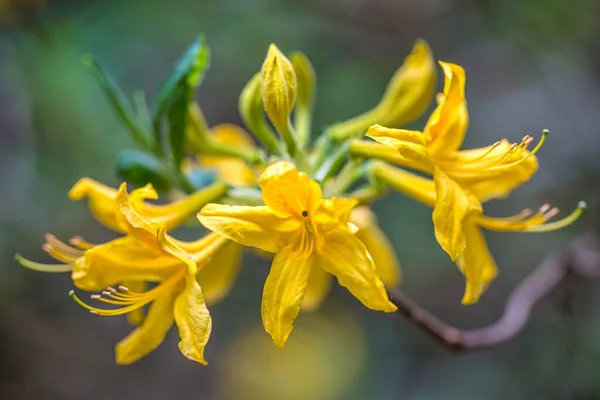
371,162,586,304
18,181,240,364
354,61,546,263
302,206,402,311
198,161,397,349
362,61,541,204
196,123,259,186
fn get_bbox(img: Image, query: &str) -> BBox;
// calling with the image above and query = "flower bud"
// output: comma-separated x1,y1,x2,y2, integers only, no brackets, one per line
260,44,298,155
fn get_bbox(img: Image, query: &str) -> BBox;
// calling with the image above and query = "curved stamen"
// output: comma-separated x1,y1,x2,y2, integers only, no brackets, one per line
69,270,184,316
485,129,548,172
68,236,96,250
42,244,79,264
15,254,73,273
44,234,84,258
524,201,586,233
477,201,586,232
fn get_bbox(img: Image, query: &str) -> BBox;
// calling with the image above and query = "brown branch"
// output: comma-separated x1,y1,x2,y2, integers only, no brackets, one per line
388,236,600,350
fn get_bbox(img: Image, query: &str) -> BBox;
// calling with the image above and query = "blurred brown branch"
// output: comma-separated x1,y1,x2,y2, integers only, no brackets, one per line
388,235,600,350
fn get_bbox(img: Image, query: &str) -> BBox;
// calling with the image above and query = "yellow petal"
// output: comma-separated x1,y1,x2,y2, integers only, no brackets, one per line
350,206,401,287
378,39,437,126
197,241,242,305
316,197,359,233
198,204,300,253
68,178,123,232
125,280,147,326
318,228,396,312
262,246,314,349
301,264,332,312
198,124,258,186
432,167,481,261
455,223,498,305
366,125,433,172
174,273,212,365
72,237,181,291
258,161,322,219
115,290,176,364
425,62,468,156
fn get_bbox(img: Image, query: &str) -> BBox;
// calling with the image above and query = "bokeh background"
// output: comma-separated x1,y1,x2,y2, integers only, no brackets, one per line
2,0,600,399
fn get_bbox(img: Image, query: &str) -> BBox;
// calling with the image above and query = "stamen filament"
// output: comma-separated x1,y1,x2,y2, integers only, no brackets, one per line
15,254,73,273
68,236,96,250
69,270,184,316
524,201,586,233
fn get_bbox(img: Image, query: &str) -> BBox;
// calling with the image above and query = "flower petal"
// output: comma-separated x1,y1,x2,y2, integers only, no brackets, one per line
432,167,481,261
351,206,401,287
366,125,433,171
301,265,332,312
72,237,181,291
198,204,300,253
262,246,314,349
258,161,322,219
68,178,123,232
425,62,468,156
125,280,147,326
174,273,212,365
318,228,397,312
197,241,243,306
456,223,498,305
115,290,176,364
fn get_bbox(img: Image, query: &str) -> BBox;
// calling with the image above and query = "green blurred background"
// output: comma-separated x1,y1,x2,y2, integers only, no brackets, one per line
2,0,600,399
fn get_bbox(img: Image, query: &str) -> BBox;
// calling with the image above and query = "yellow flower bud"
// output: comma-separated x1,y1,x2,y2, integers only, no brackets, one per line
378,39,436,127
260,44,298,155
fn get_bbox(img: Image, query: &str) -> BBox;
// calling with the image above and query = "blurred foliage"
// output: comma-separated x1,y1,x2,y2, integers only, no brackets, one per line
2,0,600,399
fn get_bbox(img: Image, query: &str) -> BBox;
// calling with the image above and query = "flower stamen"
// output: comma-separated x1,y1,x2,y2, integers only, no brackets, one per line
69,270,184,316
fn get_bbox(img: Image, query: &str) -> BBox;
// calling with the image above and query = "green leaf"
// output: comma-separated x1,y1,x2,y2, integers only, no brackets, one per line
116,149,172,192
152,35,211,168
83,55,154,153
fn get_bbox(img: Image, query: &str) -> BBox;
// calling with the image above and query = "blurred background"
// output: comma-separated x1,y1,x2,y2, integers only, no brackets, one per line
2,0,600,399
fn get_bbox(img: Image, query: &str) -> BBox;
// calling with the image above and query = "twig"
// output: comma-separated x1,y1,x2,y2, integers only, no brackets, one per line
388,236,600,350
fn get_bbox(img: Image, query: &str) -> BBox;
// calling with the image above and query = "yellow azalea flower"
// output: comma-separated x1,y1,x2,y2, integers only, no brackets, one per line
302,206,402,311
353,61,545,263
197,123,259,186
18,181,241,364
370,162,586,304
197,161,397,348
361,61,540,203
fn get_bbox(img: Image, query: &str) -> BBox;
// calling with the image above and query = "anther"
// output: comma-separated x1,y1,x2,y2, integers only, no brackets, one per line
118,285,129,292
301,210,309,218
101,291,112,296
520,208,533,218
90,294,101,299
538,203,551,214
42,243,52,253
106,287,117,293
543,207,560,220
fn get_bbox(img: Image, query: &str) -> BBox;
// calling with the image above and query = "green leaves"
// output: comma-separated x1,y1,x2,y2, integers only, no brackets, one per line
83,55,155,153
153,35,211,169
84,35,212,193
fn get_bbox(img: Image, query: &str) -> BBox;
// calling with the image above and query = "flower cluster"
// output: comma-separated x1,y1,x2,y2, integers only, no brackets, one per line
18,37,584,364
